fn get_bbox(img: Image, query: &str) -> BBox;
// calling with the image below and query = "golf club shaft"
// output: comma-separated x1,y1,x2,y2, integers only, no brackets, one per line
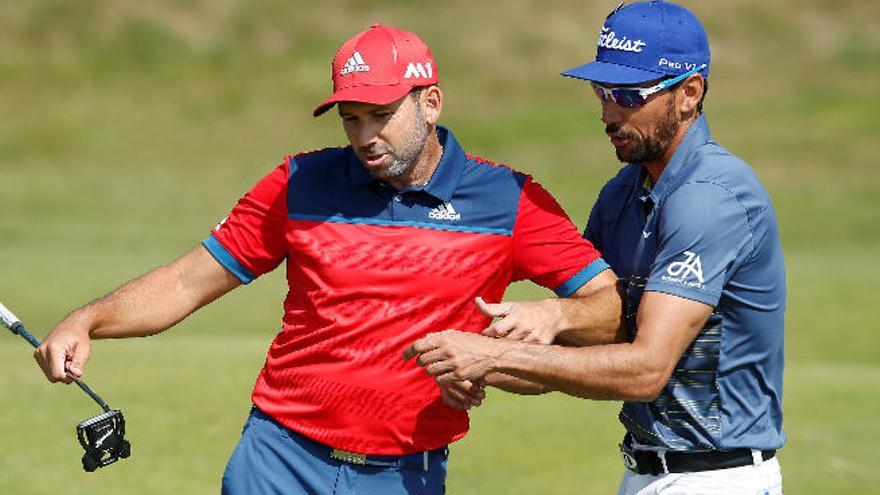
1,302,111,412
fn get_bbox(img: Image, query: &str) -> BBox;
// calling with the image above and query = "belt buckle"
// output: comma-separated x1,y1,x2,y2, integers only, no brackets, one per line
619,443,639,472
331,448,367,465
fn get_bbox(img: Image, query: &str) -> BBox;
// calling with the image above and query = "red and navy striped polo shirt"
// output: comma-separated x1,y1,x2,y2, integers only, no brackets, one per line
203,126,609,455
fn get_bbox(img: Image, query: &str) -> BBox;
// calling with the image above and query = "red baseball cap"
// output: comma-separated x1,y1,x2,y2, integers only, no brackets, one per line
313,24,439,117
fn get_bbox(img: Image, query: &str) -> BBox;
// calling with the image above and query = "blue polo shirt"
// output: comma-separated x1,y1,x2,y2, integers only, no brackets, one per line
585,116,786,451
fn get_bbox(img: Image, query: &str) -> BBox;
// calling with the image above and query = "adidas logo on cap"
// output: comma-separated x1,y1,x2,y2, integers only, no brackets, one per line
340,51,370,76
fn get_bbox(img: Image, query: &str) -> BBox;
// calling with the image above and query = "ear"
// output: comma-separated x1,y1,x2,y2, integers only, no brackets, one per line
421,86,443,125
678,74,704,115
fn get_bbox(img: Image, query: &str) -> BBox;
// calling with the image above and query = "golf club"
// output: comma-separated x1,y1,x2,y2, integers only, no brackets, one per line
0,300,131,472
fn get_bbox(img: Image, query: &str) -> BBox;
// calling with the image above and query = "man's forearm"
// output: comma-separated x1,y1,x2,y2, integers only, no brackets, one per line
484,372,551,395
70,266,195,339
69,247,239,339
408,291,712,403
492,292,712,400
35,247,241,383
491,340,665,401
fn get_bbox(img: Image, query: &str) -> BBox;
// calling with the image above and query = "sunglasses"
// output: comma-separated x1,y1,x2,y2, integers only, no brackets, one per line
591,64,707,108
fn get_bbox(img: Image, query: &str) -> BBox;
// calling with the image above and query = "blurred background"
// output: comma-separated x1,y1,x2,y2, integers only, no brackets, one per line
1,0,877,493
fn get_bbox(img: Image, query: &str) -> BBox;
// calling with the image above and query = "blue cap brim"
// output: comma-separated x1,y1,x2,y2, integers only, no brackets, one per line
561,60,665,85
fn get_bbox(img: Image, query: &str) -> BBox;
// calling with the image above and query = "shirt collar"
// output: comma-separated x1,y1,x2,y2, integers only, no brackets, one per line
346,125,465,202
649,114,712,201
630,166,654,213
347,148,375,186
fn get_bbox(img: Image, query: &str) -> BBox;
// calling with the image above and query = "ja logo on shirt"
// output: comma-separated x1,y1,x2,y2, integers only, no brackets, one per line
662,251,705,288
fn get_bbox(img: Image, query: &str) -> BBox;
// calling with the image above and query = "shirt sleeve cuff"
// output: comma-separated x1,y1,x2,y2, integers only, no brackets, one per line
553,258,611,297
202,235,256,284
643,280,721,307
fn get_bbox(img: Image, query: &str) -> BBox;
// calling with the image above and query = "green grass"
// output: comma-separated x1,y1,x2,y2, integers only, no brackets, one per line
1,0,879,493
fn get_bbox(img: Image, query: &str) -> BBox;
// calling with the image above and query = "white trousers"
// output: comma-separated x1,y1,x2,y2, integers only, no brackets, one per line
616,456,783,495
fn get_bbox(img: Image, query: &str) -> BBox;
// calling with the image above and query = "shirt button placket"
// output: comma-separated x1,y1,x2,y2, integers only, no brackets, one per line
391,194,402,220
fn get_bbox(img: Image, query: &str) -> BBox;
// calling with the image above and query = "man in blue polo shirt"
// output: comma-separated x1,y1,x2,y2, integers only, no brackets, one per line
406,2,786,493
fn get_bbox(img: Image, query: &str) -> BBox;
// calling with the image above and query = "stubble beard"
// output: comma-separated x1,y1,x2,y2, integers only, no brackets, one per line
612,98,680,164
369,103,429,180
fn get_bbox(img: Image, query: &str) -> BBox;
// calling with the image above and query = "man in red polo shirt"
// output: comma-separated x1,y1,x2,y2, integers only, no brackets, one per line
34,24,622,494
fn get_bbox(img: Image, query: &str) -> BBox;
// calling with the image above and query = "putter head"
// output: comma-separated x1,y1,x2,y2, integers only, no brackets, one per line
76,409,131,472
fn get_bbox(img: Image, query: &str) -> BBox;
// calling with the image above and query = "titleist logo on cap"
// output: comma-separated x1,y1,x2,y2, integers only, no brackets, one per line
597,27,646,53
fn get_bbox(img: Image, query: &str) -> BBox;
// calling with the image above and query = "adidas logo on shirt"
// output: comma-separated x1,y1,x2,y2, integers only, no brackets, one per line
340,51,370,76
428,202,461,221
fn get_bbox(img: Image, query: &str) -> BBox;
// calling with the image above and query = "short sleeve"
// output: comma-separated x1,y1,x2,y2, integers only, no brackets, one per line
646,182,752,306
202,160,289,284
511,177,609,296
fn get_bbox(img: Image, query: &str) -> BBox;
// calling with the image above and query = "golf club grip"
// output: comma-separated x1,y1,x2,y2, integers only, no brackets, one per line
0,301,23,333
11,322,41,349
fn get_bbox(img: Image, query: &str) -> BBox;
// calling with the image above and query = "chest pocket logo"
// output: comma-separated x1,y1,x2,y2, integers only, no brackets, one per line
428,202,461,221
667,251,704,284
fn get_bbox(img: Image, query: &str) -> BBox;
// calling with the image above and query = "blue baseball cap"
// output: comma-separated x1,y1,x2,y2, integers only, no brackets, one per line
562,1,710,85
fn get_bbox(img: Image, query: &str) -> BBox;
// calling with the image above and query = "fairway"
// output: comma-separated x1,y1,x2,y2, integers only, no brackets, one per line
2,1,878,493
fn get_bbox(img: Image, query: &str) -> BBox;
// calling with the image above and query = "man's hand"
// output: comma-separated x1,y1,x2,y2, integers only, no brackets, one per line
477,297,562,344
34,314,92,384
438,379,487,410
404,330,511,384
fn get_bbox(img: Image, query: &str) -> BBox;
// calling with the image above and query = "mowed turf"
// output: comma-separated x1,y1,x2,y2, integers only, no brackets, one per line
1,0,878,493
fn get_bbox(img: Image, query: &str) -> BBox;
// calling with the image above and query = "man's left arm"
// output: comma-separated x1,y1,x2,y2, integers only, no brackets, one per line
405,291,710,400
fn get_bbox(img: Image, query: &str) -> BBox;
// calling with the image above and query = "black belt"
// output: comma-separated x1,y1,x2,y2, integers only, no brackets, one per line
620,434,776,475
